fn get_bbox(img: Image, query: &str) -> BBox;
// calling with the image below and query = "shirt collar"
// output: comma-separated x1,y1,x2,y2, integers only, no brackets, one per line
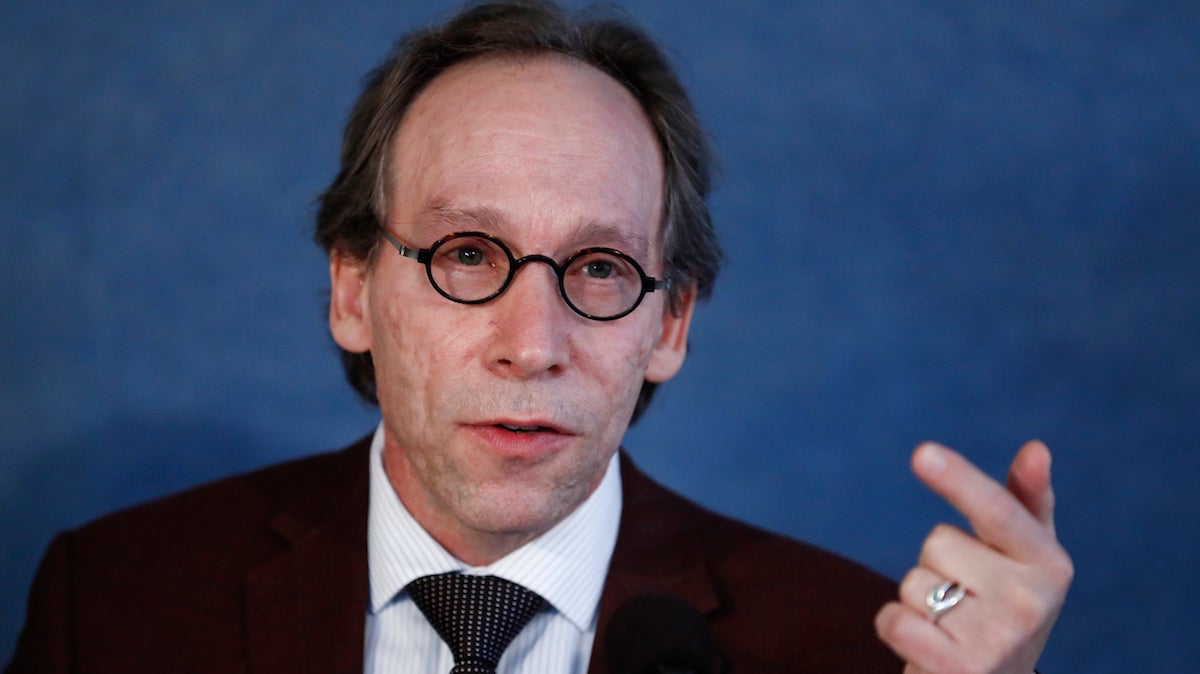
366,423,622,632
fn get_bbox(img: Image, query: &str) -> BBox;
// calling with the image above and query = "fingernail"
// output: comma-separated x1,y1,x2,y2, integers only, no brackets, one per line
916,443,947,473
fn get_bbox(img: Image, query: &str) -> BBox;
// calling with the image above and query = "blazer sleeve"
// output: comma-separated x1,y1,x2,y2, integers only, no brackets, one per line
5,532,74,674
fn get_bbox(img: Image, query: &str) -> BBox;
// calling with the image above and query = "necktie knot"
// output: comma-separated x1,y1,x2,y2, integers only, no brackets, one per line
407,572,545,673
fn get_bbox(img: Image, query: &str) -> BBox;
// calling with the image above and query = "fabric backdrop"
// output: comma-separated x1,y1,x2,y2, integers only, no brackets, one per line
2,1,1197,671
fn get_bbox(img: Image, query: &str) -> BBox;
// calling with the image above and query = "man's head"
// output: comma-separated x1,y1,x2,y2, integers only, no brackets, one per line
316,0,720,562
315,0,720,421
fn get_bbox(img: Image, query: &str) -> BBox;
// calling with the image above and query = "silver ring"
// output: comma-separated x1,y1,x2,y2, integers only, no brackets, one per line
926,581,966,622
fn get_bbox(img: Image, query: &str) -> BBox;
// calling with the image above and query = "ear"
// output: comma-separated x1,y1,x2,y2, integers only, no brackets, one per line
644,289,696,383
328,253,373,353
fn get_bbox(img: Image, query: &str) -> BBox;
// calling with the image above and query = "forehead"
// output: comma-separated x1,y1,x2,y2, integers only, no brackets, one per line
386,54,665,251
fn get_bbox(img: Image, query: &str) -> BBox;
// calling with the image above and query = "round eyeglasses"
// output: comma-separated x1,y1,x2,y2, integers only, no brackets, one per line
379,229,671,321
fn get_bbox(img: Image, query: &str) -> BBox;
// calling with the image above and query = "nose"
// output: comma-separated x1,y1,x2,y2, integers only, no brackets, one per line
484,259,573,378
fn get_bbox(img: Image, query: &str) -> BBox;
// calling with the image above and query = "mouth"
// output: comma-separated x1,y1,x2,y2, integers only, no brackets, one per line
467,419,573,459
493,423,563,435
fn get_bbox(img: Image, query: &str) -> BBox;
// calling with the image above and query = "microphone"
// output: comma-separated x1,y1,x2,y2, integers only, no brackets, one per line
604,594,717,674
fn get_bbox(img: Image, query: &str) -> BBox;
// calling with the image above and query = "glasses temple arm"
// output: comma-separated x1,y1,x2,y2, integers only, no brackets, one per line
379,228,429,263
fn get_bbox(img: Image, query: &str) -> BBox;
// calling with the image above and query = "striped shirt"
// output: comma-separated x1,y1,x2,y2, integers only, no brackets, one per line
363,424,623,673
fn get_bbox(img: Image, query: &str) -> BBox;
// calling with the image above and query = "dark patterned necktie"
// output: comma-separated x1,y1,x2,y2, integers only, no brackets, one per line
407,572,546,674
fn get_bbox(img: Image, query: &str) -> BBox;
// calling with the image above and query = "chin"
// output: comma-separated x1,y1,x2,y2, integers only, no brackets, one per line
459,483,585,537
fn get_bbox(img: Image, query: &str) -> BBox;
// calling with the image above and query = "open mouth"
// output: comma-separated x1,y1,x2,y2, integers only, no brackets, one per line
495,424,557,434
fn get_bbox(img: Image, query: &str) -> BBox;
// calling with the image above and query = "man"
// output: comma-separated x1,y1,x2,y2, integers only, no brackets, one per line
7,1,1072,672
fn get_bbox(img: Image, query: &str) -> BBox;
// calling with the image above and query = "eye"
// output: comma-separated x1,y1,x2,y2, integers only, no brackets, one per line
583,260,615,279
437,237,500,269
568,250,638,284
455,246,485,266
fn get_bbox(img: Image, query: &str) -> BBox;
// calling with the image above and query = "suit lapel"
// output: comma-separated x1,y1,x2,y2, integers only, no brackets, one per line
233,443,722,673
244,440,371,674
588,453,724,673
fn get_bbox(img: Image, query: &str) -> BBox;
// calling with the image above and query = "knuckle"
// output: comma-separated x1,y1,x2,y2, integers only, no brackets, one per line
918,523,960,565
872,606,895,640
1048,548,1076,588
899,568,928,605
1005,583,1048,633
873,603,907,644
900,567,924,590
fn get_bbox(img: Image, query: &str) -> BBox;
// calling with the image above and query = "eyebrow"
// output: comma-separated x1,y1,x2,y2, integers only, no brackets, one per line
417,203,503,235
412,202,655,260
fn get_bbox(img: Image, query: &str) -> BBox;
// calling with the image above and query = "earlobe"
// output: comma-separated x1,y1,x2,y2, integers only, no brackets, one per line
645,290,696,383
328,253,372,353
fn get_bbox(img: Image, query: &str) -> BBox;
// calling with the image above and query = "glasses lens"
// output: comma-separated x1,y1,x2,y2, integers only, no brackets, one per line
428,234,511,302
563,250,645,319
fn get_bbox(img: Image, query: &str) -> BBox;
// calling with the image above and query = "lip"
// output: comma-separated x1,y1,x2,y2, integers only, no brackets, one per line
485,417,569,433
464,419,576,460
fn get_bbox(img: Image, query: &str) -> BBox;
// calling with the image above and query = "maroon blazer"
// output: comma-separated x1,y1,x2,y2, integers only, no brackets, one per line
7,436,901,673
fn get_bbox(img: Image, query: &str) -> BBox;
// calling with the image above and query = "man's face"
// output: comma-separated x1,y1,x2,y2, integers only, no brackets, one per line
329,55,694,563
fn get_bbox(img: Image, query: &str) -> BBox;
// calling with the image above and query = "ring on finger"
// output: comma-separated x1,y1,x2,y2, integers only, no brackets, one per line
926,580,967,623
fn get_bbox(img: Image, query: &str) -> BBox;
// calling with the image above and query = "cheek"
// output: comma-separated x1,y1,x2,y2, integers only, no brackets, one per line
367,284,458,407
591,317,661,399
627,307,665,366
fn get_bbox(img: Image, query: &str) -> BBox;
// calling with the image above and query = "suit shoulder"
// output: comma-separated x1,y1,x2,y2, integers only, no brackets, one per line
616,456,902,670
71,436,370,554
10,437,372,671
622,456,893,590
677,484,890,593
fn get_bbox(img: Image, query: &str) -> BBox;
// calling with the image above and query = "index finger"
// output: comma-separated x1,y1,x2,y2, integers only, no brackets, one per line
912,442,1058,563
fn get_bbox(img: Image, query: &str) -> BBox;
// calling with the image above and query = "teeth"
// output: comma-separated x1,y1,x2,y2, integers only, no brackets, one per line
500,424,541,433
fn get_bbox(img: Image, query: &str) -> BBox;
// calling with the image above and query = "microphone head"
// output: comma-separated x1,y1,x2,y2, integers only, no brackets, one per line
604,594,718,674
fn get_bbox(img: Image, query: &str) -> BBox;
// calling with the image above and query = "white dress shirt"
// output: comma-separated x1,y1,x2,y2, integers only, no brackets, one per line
363,424,623,673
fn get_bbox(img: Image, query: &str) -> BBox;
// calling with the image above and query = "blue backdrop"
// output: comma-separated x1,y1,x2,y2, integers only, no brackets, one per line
2,1,1197,670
